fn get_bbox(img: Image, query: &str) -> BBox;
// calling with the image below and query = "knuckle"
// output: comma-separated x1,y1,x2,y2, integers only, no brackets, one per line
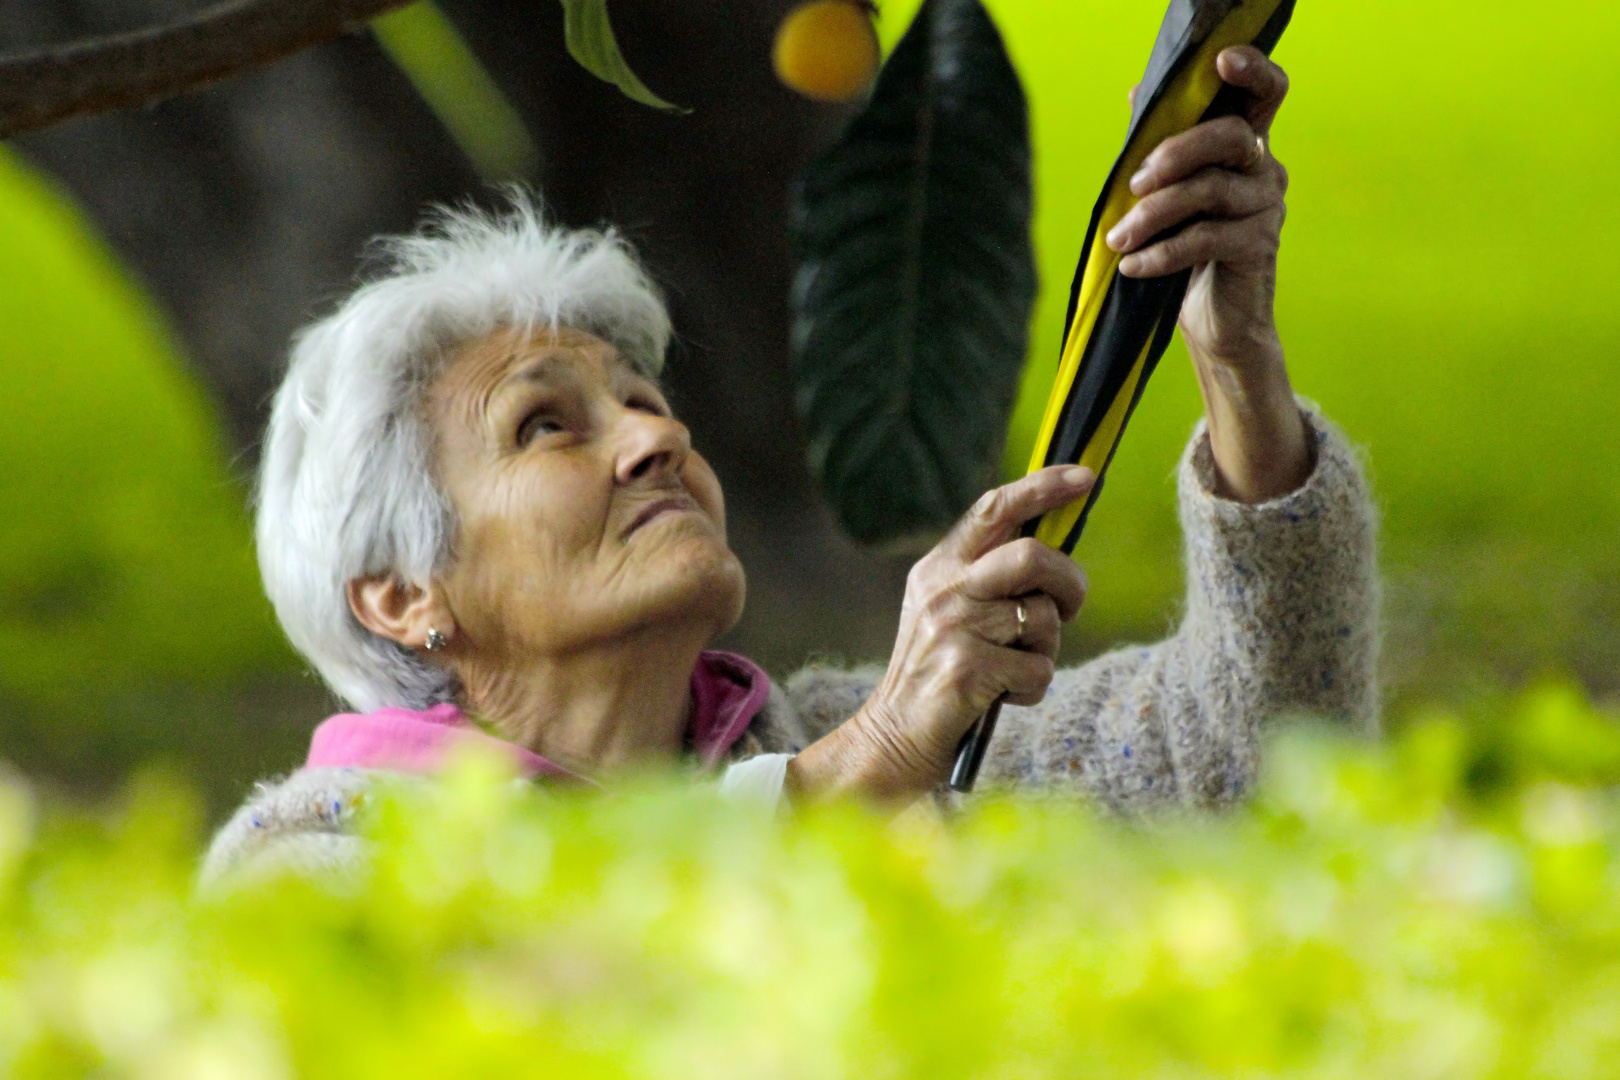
1217,115,1254,144
1032,614,1060,647
906,558,935,593
974,487,1005,523
1129,191,1160,229
1256,213,1283,251
1183,220,1218,257
1027,654,1056,687
1145,241,1175,273
1151,136,1184,171
1133,191,1167,231
1011,538,1043,577
1154,192,1188,233
922,590,959,629
1175,182,1206,220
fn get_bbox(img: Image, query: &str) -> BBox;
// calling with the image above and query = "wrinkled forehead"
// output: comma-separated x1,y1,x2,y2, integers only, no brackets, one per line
430,325,653,417
441,324,620,389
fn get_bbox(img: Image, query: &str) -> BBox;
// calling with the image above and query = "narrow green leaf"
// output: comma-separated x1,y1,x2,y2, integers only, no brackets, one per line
790,0,1035,546
560,0,686,113
373,1,540,180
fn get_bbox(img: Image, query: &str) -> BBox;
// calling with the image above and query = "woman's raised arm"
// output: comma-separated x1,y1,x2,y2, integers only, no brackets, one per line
1110,45,1309,505
784,47,1379,810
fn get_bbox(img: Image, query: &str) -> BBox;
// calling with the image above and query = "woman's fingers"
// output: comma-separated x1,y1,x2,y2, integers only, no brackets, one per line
1126,50,1286,131
1008,594,1062,657
1120,211,1280,279
963,538,1088,621
1216,46,1289,137
953,594,1062,656
1128,115,1267,199
854,467,1092,796
939,636,1058,710
997,646,1057,707
939,466,1094,562
1108,165,1277,254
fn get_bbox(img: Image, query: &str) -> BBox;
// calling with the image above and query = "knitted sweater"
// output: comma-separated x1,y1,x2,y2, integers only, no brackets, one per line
202,406,1377,884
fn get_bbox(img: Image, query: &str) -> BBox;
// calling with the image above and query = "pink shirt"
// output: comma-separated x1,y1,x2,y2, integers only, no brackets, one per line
305,650,772,781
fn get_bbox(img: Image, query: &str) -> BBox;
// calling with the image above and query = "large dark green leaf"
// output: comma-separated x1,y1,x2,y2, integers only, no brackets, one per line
790,0,1034,546
560,0,685,112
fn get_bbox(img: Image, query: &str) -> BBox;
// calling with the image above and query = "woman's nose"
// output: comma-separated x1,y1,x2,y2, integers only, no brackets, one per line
614,409,691,486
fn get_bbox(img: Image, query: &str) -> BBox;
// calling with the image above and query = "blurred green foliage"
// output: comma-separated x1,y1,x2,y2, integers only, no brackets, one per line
372,1,540,181
3,686,1620,1077
0,149,302,789
878,0,1620,704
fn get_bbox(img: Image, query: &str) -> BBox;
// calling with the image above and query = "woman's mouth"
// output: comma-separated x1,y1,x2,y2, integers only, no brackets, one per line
623,495,699,539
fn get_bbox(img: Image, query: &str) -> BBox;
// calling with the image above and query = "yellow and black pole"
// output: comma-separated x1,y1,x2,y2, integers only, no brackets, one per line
949,0,1297,793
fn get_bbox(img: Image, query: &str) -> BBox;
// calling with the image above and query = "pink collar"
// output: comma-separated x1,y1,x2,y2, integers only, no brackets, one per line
305,650,772,780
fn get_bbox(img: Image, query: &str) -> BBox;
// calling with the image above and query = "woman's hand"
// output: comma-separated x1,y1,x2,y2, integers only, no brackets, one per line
1107,46,1311,504
787,466,1094,804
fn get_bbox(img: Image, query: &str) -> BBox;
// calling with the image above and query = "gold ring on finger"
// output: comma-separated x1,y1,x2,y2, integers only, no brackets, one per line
1014,600,1027,646
1250,134,1267,169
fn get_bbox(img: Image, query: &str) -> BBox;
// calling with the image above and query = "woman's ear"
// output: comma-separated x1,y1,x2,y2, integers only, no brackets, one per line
346,573,454,652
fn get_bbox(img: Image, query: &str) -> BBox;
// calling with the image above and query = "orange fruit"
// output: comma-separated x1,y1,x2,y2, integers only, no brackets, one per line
773,0,881,103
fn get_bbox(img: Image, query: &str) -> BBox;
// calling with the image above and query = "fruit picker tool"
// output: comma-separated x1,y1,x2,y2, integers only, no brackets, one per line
949,0,1297,793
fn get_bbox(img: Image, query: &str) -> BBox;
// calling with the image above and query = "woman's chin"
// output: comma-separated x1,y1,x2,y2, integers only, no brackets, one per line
628,530,745,633
680,547,747,633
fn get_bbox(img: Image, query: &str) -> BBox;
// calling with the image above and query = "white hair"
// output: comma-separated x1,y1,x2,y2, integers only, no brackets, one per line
256,192,672,713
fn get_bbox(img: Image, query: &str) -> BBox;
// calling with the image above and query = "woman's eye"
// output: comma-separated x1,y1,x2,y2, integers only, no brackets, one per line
628,397,666,416
518,413,565,445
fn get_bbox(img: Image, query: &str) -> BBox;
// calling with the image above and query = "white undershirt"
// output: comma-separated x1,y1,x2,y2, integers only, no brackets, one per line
717,753,794,811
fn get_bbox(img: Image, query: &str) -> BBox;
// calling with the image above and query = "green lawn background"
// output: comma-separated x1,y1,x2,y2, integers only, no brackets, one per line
0,149,305,798
879,0,1620,704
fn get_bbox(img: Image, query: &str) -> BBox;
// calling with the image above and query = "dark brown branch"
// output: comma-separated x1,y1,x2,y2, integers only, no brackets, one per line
0,0,416,138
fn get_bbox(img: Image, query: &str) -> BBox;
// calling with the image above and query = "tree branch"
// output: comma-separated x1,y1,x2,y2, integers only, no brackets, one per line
0,0,417,139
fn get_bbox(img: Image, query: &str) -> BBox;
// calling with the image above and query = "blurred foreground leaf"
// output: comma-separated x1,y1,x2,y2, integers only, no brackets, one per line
6,686,1620,1077
791,0,1035,545
0,149,301,799
0,149,288,703
373,1,540,180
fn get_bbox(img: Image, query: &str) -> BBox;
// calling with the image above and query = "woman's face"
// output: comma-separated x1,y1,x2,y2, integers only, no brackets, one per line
426,326,745,665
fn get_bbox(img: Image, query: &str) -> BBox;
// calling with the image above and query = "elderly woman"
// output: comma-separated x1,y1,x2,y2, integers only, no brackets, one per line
205,48,1377,881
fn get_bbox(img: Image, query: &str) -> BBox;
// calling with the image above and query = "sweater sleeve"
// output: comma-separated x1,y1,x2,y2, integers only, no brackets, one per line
197,767,375,889
977,404,1379,811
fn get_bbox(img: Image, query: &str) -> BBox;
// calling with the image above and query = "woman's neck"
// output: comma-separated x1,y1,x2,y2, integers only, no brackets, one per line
454,624,707,779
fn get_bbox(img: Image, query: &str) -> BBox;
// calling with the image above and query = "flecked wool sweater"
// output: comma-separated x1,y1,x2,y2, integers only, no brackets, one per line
202,406,1378,884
